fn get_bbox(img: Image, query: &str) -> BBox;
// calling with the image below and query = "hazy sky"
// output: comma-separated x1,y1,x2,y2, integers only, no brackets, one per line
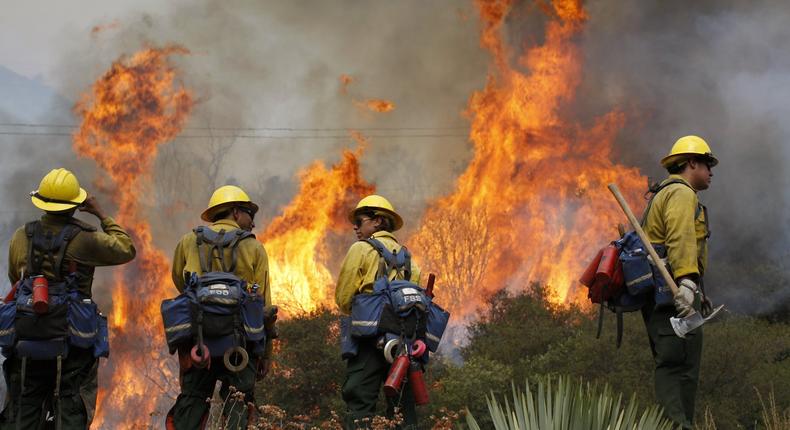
0,0,171,82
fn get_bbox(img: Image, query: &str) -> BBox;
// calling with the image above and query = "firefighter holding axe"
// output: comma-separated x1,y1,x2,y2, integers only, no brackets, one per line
609,135,722,429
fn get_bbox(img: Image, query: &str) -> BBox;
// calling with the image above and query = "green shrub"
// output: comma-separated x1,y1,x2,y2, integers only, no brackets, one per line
465,376,674,430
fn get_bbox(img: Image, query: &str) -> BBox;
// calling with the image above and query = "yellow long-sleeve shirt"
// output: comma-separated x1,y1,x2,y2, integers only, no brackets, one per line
642,175,708,279
7,213,136,296
334,230,421,315
171,219,273,357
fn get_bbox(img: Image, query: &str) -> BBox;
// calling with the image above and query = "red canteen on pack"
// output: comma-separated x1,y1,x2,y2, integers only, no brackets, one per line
579,248,603,287
383,355,410,397
595,245,619,284
32,275,49,314
409,360,429,405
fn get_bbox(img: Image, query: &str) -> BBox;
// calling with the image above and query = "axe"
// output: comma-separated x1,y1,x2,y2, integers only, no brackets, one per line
608,184,723,338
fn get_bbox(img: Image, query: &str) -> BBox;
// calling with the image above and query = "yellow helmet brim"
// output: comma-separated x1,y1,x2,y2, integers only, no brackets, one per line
348,206,404,231
31,187,87,212
660,152,719,169
201,201,259,222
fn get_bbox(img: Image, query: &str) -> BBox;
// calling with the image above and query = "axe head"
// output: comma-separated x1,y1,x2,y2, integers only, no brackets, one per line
669,305,725,338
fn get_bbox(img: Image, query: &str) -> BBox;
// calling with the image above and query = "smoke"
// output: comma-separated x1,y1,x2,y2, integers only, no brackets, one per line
574,0,790,315
4,0,787,316
48,0,488,243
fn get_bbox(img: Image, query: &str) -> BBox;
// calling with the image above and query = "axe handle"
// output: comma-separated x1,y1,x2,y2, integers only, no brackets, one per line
608,183,679,297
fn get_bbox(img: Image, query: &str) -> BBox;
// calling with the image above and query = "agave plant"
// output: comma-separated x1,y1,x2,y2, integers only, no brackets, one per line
465,376,676,430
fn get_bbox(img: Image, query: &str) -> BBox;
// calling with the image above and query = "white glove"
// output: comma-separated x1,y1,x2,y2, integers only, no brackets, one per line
673,278,698,317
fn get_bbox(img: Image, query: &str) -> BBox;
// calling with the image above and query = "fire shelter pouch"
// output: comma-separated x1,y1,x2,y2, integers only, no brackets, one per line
67,297,98,349
241,295,266,342
94,313,109,358
161,294,193,353
350,292,387,338
616,232,654,296
0,301,17,348
425,302,450,352
339,316,358,359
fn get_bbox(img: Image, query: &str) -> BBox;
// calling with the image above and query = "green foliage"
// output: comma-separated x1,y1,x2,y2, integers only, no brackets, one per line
465,376,674,430
696,316,790,429
427,356,514,428
248,286,789,429
255,307,346,419
462,284,585,362
440,286,790,429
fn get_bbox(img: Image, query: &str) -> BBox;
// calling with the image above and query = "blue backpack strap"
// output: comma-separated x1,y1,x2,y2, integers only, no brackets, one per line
393,247,412,281
364,238,397,279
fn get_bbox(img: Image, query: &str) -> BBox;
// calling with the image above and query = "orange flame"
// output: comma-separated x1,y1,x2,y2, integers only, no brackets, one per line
355,98,396,113
72,45,193,428
409,0,645,315
261,132,375,315
90,19,121,37
340,74,354,94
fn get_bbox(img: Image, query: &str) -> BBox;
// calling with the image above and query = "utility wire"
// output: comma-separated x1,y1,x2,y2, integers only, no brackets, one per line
0,122,468,132
0,131,468,139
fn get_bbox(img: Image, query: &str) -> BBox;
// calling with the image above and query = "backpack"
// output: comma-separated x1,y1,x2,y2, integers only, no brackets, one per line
0,220,110,430
0,220,108,360
580,179,706,347
343,238,449,360
160,227,266,360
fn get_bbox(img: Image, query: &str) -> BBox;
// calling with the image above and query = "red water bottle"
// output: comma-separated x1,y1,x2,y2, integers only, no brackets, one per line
595,244,619,284
409,360,429,405
32,276,49,314
383,355,410,397
579,248,603,287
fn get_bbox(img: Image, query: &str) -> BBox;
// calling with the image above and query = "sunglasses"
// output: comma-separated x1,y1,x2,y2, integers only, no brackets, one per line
236,206,256,219
353,216,372,228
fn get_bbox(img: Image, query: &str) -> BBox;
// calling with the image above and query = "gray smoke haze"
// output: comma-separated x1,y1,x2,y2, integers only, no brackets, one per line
51,0,487,232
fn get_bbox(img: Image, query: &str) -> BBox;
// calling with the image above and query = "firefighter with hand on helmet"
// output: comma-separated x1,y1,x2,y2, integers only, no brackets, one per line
0,168,136,429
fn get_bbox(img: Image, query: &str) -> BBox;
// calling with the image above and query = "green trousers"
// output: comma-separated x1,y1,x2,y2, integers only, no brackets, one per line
0,347,98,430
341,340,417,429
642,302,703,429
170,355,256,430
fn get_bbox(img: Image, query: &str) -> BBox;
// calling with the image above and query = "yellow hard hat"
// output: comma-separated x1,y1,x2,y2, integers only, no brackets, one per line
30,168,88,212
201,185,259,222
348,194,403,231
660,135,719,169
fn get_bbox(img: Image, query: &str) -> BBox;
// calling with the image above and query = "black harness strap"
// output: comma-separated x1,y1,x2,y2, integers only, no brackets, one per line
24,223,36,277
193,226,254,274
213,229,229,272
24,222,82,281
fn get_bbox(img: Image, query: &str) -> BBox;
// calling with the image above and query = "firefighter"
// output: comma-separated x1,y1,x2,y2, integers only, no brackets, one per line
335,195,421,429
168,185,272,430
0,168,136,429
641,135,717,428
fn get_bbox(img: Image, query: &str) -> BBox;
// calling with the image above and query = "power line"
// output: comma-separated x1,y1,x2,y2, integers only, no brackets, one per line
0,122,468,132
0,131,467,139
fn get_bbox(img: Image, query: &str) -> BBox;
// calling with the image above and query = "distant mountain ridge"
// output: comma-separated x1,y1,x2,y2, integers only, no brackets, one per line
0,65,72,122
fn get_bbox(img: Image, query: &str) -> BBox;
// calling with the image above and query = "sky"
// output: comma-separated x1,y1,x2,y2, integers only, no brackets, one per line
0,0,167,83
